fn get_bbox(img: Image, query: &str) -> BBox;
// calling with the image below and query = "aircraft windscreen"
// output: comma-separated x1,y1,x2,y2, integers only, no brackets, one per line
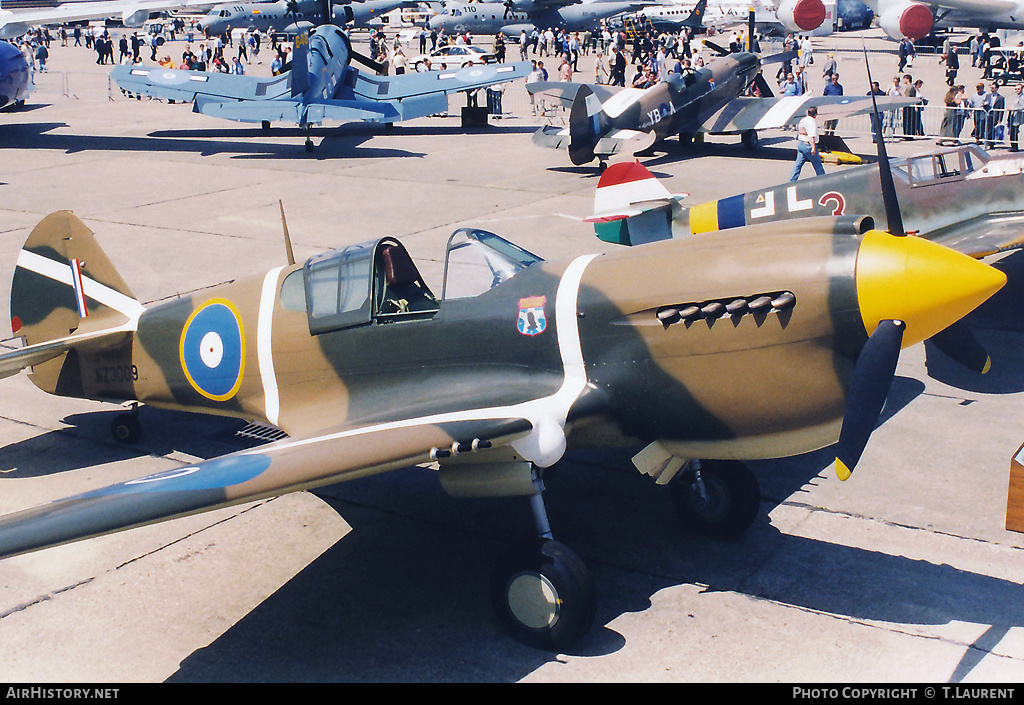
441,229,542,300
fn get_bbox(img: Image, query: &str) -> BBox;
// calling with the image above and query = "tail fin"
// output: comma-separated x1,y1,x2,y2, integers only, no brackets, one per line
687,0,707,26
10,212,143,394
586,162,680,245
290,29,310,98
568,85,610,166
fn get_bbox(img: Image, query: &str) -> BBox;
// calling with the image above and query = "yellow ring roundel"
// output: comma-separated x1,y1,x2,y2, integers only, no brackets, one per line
179,298,246,402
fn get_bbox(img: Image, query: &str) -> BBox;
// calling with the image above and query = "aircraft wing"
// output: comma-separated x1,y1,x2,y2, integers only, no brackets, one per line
110,65,292,103
0,413,537,559
703,95,919,134
345,62,532,100
0,0,221,39
925,212,1024,258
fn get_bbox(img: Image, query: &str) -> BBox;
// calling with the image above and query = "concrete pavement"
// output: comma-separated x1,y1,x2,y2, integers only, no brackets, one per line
0,25,1022,683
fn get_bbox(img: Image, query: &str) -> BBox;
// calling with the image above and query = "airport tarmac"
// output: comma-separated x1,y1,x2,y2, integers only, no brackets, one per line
0,26,1023,683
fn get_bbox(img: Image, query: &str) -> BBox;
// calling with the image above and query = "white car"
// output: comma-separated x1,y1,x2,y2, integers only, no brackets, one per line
411,44,496,71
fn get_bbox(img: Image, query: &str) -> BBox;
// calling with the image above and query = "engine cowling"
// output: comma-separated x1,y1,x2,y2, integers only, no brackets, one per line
877,1,933,40
775,0,827,32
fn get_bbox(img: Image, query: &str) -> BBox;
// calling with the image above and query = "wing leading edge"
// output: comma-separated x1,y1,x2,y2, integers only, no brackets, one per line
0,415,534,559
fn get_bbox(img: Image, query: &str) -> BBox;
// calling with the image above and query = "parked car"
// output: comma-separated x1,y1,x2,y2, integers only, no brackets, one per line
411,44,496,70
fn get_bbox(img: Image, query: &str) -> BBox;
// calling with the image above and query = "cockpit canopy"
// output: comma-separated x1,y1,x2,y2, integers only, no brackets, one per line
283,230,542,336
892,145,988,188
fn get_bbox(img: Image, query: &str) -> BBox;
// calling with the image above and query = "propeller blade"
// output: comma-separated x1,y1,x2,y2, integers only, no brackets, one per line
835,319,906,481
351,49,385,74
703,40,730,57
862,42,906,237
929,319,992,374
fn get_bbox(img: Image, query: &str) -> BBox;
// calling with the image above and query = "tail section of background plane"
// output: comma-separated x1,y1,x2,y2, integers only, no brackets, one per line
9,212,144,396
587,162,680,245
568,85,611,166
290,29,310,98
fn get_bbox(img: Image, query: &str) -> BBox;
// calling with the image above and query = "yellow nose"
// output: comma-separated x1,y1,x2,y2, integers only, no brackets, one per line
856,230,1006,347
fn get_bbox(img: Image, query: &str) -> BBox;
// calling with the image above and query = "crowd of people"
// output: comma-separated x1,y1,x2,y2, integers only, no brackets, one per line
13,16,1024,150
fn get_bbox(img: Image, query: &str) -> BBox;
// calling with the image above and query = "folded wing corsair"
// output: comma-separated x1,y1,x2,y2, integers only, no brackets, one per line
111,24,531,150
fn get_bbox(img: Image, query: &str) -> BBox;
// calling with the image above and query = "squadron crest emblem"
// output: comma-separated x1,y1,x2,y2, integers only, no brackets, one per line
517,295,547,336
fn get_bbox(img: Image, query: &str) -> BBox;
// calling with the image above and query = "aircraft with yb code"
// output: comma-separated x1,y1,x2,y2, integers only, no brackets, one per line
528,40,916,168
110,23,531,151
0,148,1006,648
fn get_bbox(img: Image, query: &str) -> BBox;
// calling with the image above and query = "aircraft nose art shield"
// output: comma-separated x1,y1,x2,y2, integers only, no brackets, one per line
179,298,246,401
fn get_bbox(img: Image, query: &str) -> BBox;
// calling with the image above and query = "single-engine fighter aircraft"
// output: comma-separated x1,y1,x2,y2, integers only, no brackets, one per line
110,24,531,151
592,145,1024,261
0,190,1005,649
0,39,29,110
529,45,915,167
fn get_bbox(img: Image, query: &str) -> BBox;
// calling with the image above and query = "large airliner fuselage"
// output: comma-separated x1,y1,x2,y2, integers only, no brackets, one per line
428,1,643,36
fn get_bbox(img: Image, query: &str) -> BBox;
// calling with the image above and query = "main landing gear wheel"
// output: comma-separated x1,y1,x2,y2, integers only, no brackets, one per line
111,412,142,444
671,459,760,540
490,537,596,651
304,137,314,153
741,129,759,151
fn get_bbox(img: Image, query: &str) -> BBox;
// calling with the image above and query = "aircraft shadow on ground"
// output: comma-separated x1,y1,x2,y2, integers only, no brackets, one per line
165,431,1022,683
169,377,1020,684
0,121,427,160
925,249,1024,393
0,407,250,478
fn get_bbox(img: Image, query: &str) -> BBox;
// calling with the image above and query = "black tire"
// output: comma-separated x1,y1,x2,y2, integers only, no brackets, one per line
741,129,759,151
671,460,760,540
490,538,596,651
111,413,142,444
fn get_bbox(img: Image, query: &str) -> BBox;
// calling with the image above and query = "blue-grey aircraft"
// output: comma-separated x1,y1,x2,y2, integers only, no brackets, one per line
0,39,30,109
195,0,407,37
110,23,531,151
428,0,645,37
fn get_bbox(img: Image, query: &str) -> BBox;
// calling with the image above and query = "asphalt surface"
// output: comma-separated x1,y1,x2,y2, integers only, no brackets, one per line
0,24,1023,683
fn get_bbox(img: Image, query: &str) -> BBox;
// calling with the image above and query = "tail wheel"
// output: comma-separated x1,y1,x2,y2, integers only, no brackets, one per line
111,413,142,444
490,538,596,651
671,460,760,540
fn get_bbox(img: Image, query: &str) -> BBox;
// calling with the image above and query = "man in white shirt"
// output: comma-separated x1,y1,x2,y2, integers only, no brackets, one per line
790,106,826,181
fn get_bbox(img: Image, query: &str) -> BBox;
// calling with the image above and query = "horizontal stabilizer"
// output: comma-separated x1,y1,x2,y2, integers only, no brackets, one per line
589,162,679,245
0,326,132,381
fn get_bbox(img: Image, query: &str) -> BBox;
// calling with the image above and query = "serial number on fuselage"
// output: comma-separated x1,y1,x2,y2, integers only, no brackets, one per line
95,365,139,386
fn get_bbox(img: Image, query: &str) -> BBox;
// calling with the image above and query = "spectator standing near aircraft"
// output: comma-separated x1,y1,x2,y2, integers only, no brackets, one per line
790,106,825,182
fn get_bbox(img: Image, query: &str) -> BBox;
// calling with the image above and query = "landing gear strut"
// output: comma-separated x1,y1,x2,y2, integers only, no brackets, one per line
670,459,760,540
490,466,596,650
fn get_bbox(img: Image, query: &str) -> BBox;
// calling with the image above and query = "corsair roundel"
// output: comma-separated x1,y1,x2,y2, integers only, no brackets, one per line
0,203,1004,650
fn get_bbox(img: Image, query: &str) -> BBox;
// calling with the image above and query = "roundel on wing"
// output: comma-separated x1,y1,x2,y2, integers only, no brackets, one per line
179,298,245,401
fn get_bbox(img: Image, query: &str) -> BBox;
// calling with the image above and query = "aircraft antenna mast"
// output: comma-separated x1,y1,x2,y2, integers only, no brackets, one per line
279,200,296,266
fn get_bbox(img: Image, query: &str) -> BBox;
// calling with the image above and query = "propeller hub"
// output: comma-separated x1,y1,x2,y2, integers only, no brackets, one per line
855,230,1005,349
